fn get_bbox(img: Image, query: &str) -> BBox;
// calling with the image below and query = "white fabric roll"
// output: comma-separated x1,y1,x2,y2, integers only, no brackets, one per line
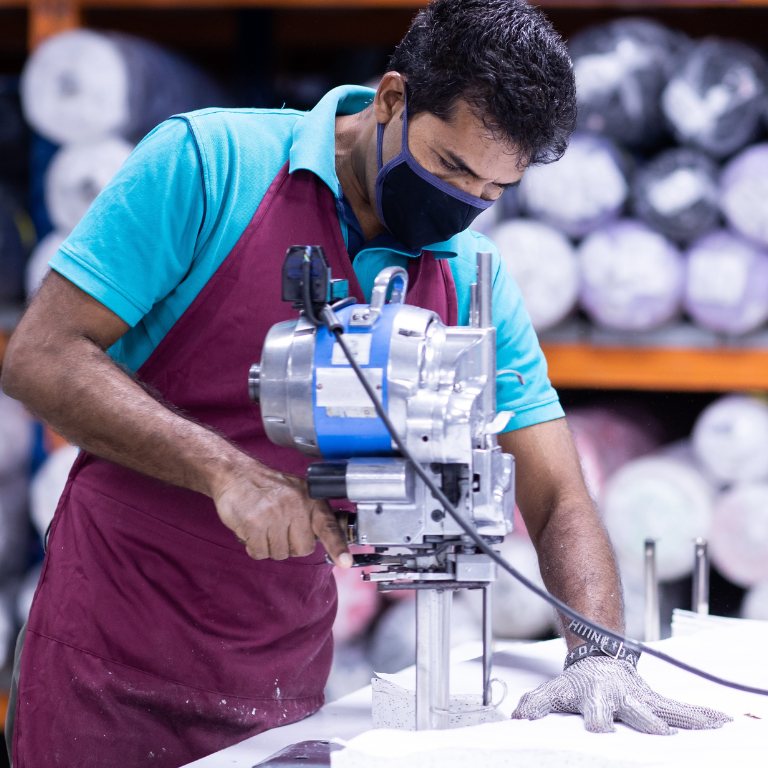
518,133,628,238
720,143,768,249
578,219,684,331
692,395,768,485
741,580,768,621
490,219,579,331
45,138,134,231
684,230,768,335
0,390,33,480
30,444,79,540
601,455,715,581
25,230,67,298
711,483,768,587
21,29,224,144
22,29,129,144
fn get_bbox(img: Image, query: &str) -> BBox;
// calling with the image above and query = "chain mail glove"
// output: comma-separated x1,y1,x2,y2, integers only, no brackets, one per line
512,655,733,735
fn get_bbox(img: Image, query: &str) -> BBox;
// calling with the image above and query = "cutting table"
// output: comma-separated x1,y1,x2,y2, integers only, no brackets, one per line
183,615,768,768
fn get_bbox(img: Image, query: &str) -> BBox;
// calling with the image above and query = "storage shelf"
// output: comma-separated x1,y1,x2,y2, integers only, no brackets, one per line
542,343,768,392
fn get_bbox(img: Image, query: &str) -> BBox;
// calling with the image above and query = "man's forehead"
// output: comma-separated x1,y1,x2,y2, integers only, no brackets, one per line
419,101,526,178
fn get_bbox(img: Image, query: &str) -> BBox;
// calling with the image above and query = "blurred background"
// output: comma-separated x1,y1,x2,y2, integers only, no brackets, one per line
2,0,768,747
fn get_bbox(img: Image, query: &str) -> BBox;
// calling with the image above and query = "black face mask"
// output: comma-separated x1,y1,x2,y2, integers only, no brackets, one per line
374,91,494,252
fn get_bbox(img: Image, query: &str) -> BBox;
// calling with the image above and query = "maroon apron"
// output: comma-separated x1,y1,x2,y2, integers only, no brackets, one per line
13,163,458,768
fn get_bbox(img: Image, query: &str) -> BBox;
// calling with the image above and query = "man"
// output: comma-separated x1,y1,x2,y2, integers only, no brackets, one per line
2,1,729,766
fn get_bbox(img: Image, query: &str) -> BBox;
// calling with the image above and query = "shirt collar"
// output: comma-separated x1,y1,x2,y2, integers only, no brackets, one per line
289,85,375,196
290,85,459,260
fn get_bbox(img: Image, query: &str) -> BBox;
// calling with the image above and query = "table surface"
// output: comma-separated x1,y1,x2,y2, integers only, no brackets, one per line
185,626,768,768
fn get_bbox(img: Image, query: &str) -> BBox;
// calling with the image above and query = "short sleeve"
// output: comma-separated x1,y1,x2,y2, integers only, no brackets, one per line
49,117,205,327
489,243,565,432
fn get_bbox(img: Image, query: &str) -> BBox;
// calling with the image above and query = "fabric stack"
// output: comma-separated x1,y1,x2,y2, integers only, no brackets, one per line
488,19,768,340
20,28,225,297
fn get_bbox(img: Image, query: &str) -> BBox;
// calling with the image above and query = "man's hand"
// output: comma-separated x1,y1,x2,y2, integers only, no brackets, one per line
512,656,732,735
213,465,352,566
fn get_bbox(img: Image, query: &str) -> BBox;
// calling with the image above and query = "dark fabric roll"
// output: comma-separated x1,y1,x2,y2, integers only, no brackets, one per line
569,17,689,149
632,147,720,244
662,38,768,158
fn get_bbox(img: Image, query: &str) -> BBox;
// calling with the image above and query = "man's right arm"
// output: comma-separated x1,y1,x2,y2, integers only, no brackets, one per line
1,271,350,566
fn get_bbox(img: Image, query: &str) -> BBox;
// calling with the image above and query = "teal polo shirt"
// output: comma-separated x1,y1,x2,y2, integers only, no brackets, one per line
49,85,563,432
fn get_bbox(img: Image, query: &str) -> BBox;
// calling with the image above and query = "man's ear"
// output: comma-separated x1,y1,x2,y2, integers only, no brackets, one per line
373,72,407,125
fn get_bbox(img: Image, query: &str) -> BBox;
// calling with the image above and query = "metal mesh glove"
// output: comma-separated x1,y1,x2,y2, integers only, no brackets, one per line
512,656,733,735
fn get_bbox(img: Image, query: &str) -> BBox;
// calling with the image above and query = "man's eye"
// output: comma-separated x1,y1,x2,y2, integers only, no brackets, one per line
440,158,461,173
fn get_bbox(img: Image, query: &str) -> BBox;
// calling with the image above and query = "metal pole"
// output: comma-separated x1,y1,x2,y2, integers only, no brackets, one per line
644,539,660,642
482,584,493,706
415,589,452,730
476,252,493,329
692,539,710,615
469,283,479,329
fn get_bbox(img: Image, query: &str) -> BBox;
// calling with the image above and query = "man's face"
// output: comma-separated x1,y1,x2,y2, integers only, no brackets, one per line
379,95,527,202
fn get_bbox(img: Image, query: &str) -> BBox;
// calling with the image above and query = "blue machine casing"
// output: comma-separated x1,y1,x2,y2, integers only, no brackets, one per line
313,303,398,459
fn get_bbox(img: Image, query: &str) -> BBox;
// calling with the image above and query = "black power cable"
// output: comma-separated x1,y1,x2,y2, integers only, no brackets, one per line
325,318,768,698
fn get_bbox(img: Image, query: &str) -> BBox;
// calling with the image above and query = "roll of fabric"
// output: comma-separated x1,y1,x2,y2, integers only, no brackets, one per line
518,132,628,238
662,38,768,159
601,455,715,581
570,18,687,148
711,483,768,587
578,219,684,331
720,143,768,249
692,395,768,485
684,230,768,335
44,137,134,232
741,579,768,621
0,390,33,480
21,29,225,145
490,219,579,332
566,407,660,500
26,230,67,298
632,148,720,244
29,443,79,540
0,184,35,303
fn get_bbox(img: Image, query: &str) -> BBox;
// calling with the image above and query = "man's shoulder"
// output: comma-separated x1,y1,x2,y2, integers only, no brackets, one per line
175,107,306,156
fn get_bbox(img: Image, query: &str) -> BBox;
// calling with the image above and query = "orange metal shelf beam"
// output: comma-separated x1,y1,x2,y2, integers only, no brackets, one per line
542,343,768,392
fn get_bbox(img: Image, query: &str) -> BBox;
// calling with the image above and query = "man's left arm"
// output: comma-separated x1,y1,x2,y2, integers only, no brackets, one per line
498,417,622,648
499,418,732,734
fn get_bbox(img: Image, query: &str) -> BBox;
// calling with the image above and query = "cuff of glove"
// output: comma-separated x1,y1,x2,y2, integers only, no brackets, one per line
564,642,641,670
564,619,641,670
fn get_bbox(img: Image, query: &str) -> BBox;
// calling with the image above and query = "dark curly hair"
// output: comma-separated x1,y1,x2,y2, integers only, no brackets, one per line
388,0,576,165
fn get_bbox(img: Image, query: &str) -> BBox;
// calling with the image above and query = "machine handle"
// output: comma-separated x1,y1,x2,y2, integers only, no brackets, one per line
370,266,409,310
350,266,409,328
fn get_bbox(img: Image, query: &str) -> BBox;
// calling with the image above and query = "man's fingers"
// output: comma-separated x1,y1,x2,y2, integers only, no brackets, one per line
266,527,291,561
312,504,351,568
288,521,317,559
511,687,554,721
650,697,733,731
617,696,674,735
581,687,617,733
